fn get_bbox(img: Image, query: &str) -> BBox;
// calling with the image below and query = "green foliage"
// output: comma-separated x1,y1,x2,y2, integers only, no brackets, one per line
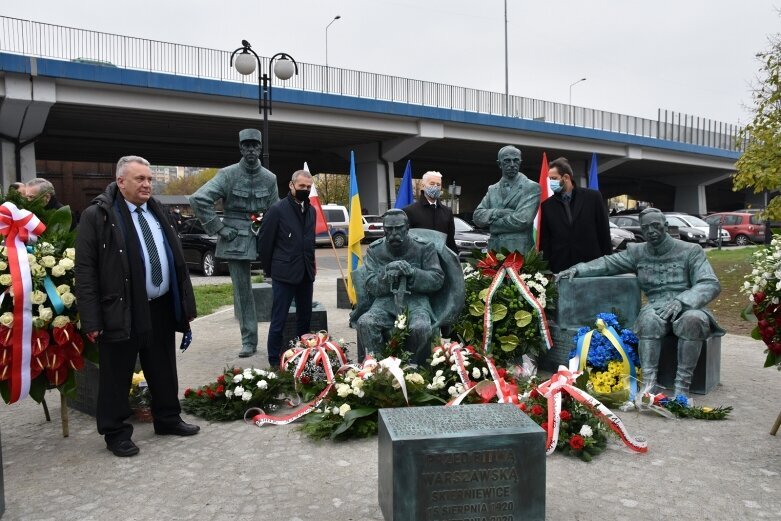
193,283,234,316
163,168,218,195
733,32,781,220
313,173,349,206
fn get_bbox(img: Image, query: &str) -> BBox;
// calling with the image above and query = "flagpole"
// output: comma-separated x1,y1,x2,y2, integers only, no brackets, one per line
327,231,349,292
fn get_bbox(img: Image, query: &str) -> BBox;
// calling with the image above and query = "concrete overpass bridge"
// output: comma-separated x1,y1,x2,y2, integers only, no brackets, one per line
0,16,744,214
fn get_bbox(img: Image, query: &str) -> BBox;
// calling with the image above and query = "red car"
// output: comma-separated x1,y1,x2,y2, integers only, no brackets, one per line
704,212,766,246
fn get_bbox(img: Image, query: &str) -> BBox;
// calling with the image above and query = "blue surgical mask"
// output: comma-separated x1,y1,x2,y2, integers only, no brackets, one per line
424,186,442,200
549,179,563,193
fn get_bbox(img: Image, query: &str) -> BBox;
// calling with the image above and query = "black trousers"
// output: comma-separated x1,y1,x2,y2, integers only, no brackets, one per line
97,292,182,445
266,276,313,365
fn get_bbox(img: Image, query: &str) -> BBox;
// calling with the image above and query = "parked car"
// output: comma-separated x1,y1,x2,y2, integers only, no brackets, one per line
659,214,709,245
315,225,348,248
608,221,637,251
609,214,681,242
320,204,349,228
362,214,385,242
178,218,262,276
453,216,490,260
664,212,730,245
455,211,489,233
704,212,766,245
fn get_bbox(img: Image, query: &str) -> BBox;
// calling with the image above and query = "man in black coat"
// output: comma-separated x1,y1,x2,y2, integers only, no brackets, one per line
402,170,457,254
540,157,612,274
258,170,317,368
75,156,198,458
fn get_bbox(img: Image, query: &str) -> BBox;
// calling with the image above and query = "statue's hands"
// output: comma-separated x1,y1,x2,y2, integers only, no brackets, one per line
218,226,238,241
554,267,577,282
658,299,683,321
396,260,414,277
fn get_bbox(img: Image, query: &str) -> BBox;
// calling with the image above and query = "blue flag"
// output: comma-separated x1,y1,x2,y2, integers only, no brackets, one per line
394,160,414,209
588,153,599,190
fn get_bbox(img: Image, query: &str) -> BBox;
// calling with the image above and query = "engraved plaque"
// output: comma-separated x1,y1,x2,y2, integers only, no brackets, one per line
378,404,545,521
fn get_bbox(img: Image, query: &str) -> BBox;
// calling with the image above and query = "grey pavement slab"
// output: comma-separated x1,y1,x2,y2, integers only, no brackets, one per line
1,268,780,520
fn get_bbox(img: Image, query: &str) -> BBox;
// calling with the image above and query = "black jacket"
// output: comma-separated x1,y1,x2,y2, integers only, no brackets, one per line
539,186,612,273
258,194,316,284
74,183,196,342
402,196,458,254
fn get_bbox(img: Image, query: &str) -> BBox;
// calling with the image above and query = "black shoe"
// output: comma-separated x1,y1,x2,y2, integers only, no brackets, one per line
107,439,139,457
238,346,255,358
154,421,200,436
268,359,280,369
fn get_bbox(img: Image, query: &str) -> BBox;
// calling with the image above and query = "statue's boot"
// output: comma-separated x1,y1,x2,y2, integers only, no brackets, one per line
674,339,703,399
238,345,255,358
638,338,662,394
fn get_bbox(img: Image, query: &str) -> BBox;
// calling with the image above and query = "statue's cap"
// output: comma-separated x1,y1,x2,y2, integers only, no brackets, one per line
239,128,262,143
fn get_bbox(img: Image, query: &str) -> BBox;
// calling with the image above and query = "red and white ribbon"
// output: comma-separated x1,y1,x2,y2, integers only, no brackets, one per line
0,202,45,403
536,366,648,455
250,331,347,426
438,343,518,406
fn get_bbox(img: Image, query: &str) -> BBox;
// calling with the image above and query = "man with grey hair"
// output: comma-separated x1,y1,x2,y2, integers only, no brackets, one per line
474,145,541,254
190,129,280,358
402,170,457,254
27,178,77,226
75,155,198,457
257,170,316,368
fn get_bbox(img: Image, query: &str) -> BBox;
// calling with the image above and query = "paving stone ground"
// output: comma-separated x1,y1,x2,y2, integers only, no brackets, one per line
1,268,780,520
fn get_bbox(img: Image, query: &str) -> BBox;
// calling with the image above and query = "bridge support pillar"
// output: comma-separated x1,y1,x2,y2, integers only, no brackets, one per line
0,72,56,189
353,142,390,214
674,184,707,215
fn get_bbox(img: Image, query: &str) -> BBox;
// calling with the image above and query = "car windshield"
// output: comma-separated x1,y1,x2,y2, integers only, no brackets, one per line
609,222,617,228
665,216,686,227
453,217,473,232
678,215,708,227
364,216,382,223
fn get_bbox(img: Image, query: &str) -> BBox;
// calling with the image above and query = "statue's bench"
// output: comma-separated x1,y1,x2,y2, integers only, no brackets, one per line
542,275,720,395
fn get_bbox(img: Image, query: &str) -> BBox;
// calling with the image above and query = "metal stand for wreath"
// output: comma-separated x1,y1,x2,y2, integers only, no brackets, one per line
40,391,70,437
772,410,781,436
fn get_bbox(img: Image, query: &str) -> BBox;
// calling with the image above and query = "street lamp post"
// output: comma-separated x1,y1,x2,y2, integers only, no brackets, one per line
325,15,341,92
568,77,586,125
230,40,299,169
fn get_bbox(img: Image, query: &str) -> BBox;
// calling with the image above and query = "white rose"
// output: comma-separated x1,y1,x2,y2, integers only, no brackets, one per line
56,284,71,295
31,291,47,305
225,389,234,399
0,312,13,327
579,425,594,438
448,386,458,396
51,266,66,277
0,261,6,271
234,385,245,396
0,275,11,286
351,378,364,389
472,368,482,379
28,254,37,265
32,265,46,278
40,256,56,268
65,248,75,260
58,258,75,271
32,316,44,329
52,315,70,328
253,368,267,376
353,389,365,398
233,374,244,383
331,407,340,415
61,293,76,308
267,372,277,380
242,391,252,402
336,384,351,398
256,380,268,390
405,373,424,385
338,403,351,417
38,306,53,323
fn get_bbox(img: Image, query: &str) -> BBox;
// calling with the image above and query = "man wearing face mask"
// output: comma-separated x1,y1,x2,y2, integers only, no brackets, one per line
190,129,280,358
402,170,458,254
257,170,316,368
539,157,612,274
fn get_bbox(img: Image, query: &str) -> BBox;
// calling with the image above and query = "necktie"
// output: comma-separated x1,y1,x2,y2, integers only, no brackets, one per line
136,207,163,287
562,193,573,224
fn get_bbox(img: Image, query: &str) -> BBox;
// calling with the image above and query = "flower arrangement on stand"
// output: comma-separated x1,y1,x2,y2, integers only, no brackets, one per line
129,371,152,422
279,332,350,401
569,313,641,407
181,367,287,421
742,236,781,369
0,195,95,406
454,250,556,368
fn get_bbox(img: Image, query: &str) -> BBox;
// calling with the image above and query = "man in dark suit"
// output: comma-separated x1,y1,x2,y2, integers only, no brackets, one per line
540,157,612,273
258,170,317,368
402,170,458,254
75,156,198,458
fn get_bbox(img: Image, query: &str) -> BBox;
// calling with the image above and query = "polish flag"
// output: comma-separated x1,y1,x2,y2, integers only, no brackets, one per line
304,162,329,234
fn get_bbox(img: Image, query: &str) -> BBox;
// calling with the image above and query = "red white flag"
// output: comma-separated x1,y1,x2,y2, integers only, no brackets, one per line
534,152,551,251
304,162,329,234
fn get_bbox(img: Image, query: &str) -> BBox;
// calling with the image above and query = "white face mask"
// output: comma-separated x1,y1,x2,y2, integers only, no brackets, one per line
549,179,563,193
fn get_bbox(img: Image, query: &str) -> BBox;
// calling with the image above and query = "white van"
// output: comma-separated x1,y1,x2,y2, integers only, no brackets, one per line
321,204,349,228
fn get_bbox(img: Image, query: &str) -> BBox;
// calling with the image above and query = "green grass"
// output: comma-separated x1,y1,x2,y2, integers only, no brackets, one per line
193,283,234,317
706,246,759,335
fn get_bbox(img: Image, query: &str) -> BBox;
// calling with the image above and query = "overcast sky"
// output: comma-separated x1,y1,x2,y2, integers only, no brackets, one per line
3,1,779,125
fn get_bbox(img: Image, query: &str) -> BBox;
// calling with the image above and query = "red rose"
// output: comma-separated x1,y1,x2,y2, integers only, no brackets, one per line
531,405,544,416
217,374,226,384
233,368,242,375
184,388,192,398
569,434,585,450
560,410,572,421
519,402,527,411
769,342,781,355
497,367,507,379
755,291,766,303
540,422,548,431
300,375,311,385
530,389,540,399
196,389,203,397
216,384,225,394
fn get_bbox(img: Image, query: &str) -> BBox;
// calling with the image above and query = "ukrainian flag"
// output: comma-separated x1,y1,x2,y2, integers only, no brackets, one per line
346,151,365,305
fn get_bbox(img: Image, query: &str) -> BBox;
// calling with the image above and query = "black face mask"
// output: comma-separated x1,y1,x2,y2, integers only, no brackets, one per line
294,189,311,202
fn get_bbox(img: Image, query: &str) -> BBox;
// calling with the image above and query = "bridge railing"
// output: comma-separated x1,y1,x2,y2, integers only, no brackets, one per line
0,16,745,152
